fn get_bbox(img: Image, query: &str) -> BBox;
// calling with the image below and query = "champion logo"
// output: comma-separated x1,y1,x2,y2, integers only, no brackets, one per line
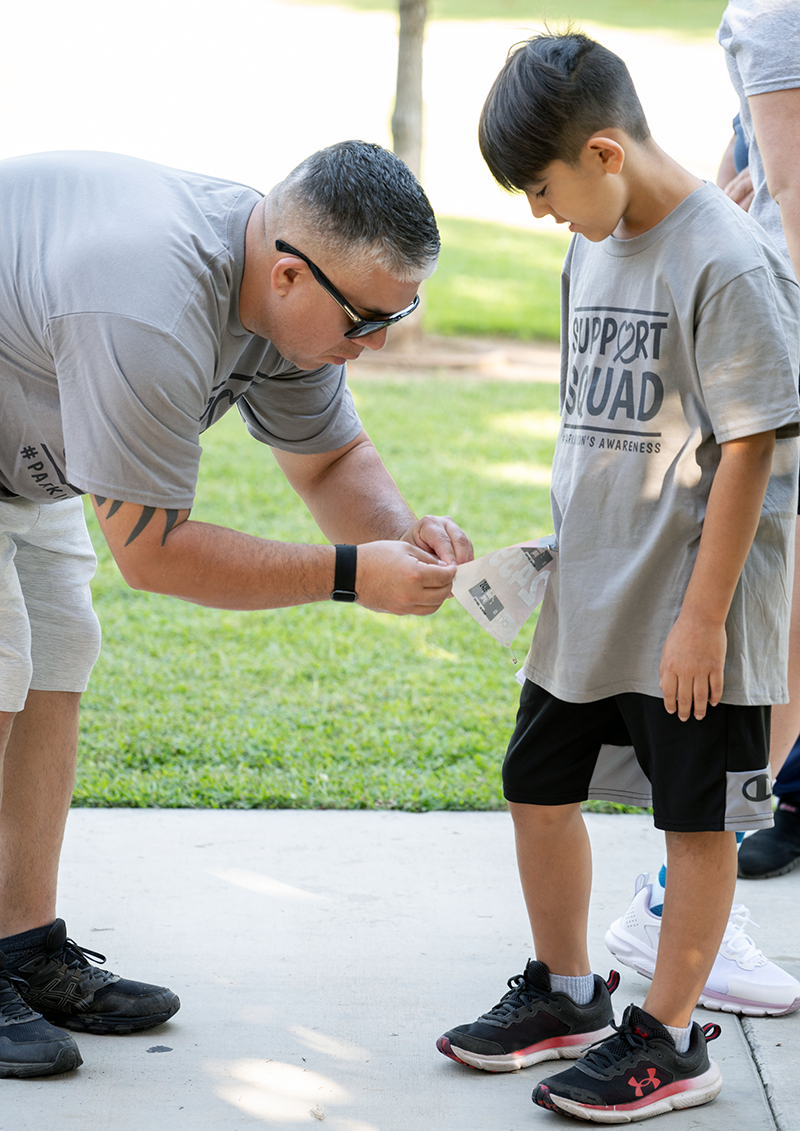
628,1067,661,1097
742,774,772,803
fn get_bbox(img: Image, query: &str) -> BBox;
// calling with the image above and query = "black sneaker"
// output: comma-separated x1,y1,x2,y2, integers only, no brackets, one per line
0,953,82,1077
738,802,800,879
10,919,180,1035
436,960,619,1072
532,1004,723,1122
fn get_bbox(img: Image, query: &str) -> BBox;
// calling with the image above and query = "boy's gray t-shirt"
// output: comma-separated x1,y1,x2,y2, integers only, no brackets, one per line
524,183,800,706
718,0,800,269
0,151,362,508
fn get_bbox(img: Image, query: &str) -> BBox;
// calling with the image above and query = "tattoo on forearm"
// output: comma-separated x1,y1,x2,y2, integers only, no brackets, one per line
162,509,180,543
93,496,181,547
125,506,156,546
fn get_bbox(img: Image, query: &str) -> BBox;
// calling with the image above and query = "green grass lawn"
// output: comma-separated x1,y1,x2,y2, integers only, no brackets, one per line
291,0,728,36
427,217,568,340
76,378,562,810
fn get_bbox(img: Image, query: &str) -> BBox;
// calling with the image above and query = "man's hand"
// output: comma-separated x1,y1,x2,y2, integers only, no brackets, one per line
402,514,474,566
356,540,458,615
659,612,727,722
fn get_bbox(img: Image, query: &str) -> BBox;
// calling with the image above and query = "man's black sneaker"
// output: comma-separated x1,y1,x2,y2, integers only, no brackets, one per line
10,919,180,1035
437,960,620,1072
532,1004,723,1122
738,802,800,879
0,953,82,1077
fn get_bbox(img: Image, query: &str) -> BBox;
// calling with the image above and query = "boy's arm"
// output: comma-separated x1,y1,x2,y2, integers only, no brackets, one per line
659,430,776,722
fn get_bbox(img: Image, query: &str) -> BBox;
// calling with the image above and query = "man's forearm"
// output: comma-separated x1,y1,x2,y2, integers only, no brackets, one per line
133,519,337,609
273,434,417,545
92,496,459,616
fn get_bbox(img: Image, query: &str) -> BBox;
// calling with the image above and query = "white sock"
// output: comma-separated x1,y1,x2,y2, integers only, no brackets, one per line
549,972,595,1006
664,1023,691,1054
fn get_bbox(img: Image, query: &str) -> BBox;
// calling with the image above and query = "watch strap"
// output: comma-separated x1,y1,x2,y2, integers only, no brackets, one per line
331,544,358,602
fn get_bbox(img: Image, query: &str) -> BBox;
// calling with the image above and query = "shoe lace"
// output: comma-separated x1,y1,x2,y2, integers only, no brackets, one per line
52,935,115,983
483,973,552,1021
721,905,766,970
0,970,41,1022
579,1018,648,1072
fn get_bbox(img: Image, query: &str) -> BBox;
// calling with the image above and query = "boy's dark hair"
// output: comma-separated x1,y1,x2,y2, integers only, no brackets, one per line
479,31,651,193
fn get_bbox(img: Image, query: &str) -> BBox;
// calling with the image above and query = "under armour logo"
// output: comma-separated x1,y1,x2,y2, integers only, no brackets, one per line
628,1068,661,1097
742,774,772,803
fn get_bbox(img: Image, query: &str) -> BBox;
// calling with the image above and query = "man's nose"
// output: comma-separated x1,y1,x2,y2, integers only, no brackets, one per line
362,327,389,351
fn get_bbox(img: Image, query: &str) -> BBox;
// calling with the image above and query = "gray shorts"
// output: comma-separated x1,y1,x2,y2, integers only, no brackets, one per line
0,496,101,712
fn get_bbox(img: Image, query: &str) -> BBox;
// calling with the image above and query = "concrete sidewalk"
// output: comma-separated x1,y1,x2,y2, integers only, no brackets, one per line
3,810,798,1130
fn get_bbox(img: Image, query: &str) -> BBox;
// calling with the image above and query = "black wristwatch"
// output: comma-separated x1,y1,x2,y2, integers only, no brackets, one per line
331,544,358,602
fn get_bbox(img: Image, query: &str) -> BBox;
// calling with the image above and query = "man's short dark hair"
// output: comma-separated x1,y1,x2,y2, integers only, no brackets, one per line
278,140,440,283
479,31,651,193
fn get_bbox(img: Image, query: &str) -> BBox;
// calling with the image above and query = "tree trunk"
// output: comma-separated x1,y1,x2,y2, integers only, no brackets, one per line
392,0,427,178
388,0,428,351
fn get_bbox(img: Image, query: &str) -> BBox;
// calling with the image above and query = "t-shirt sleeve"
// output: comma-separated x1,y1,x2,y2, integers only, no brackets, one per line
52,313,211,509
695,265,800,443
719,2,800,98
237,360,362,454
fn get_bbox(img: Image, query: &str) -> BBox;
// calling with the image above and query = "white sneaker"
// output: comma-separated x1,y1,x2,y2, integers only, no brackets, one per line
604,873,800,1017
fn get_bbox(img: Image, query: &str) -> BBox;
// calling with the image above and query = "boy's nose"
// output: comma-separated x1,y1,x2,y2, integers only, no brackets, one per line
527,196,561,223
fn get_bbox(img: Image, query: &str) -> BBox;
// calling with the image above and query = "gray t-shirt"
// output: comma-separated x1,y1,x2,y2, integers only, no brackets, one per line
0,151,362,508
718,0,800,270
524,183,800,706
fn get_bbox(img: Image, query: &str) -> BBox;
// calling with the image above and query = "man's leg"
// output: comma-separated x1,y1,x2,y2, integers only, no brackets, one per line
0,691,79,937
0,686,180,1038
509,801,592,975
642,830,737,1028
0,699,85,1077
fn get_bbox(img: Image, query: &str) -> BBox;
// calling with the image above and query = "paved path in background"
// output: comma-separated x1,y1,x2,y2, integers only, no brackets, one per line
349,334,562,382
3,809,797,1130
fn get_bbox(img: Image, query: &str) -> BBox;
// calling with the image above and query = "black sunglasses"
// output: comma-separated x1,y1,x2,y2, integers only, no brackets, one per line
275,239,420,339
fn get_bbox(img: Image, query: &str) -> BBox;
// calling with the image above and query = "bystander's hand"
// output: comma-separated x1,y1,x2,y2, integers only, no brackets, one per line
722,166,754,212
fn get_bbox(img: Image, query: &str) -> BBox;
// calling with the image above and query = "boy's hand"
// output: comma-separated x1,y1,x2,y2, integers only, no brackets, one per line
659,612,726,721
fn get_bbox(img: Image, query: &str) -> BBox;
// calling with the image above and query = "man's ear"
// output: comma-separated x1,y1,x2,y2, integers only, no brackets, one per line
270,257,302,298
586,135,625,175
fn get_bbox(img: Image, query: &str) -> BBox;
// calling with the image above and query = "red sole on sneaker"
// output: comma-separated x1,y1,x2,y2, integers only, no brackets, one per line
533,1062,723,1124
437,1025,618,1074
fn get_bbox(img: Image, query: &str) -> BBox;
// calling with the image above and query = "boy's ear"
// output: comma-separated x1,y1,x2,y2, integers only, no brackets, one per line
585,136,625,175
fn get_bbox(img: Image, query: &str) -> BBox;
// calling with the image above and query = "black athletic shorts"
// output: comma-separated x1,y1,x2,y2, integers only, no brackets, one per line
503,681,774,833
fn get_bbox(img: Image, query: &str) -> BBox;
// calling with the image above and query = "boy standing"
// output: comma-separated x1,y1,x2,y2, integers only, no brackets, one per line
438,32,800,1121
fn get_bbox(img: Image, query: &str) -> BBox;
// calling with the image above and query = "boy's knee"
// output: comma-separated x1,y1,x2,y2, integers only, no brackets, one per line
508,800,582,829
